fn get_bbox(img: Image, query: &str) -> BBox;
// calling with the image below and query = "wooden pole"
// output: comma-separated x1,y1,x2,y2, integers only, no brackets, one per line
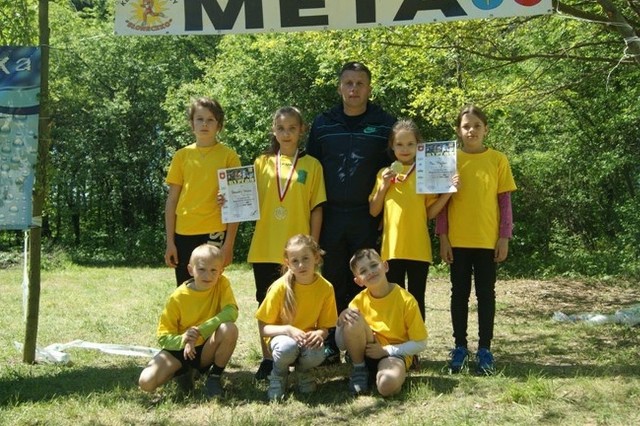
23,0,51,364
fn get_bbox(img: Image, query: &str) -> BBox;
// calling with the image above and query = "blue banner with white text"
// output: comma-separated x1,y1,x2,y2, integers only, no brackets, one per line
0,46,40,230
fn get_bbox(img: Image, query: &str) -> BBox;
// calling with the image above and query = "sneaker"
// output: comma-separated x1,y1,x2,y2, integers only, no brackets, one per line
173,367,195,395
348,365,369,395
267,372,288,401
320,344,341,366
296,369,317,394
254,359,273,381
204,374,224,399
448,346,469,374
475,348,495,376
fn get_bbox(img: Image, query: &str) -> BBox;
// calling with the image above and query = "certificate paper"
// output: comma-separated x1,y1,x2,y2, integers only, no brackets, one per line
416,141,458,194
218,165,260,223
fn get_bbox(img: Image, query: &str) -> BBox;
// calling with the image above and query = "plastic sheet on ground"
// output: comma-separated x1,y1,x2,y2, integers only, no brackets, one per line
14,340,160,365
552,304,640,326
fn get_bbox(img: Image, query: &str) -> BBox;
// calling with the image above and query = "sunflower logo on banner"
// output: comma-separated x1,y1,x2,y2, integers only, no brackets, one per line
124,0,174,33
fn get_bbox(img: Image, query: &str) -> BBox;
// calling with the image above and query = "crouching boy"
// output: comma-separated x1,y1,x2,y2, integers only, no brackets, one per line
139,244,238,399
337,248,428,397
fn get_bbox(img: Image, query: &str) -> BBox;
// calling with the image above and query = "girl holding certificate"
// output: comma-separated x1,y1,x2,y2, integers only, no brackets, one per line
437,105,517,376
369,119,456,322
164,97,241,286
248,106,327,380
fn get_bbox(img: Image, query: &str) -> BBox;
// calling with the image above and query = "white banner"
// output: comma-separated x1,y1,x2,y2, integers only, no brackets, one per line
115,0,553,36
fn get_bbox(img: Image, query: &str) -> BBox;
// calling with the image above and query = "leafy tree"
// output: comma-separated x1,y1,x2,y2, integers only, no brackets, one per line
0,0,37,45
44,2,219,263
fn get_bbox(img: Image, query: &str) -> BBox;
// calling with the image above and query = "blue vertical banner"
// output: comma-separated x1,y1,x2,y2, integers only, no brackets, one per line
0,47,40,230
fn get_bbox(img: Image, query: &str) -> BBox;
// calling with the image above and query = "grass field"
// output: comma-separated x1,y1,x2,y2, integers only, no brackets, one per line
0,263,638,425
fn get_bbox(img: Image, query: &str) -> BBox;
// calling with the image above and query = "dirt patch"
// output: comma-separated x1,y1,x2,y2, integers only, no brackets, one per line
499,278,639,316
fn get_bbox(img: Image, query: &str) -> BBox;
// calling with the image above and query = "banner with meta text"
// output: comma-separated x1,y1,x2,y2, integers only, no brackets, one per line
0,47,40,230
115,0,553,36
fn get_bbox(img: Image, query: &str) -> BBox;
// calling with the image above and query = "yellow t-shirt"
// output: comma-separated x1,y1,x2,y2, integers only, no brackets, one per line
255,274,338,334
247,153,326,263
157,275,238,347
165,142,241,235
370,166,438,263
448,148,517,249
349,284,428,366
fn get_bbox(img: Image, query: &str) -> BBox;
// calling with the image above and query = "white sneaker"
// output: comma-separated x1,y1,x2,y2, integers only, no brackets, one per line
267,372,288,401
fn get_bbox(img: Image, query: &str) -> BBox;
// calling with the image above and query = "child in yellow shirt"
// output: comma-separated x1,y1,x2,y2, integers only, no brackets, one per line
139,244,238,399
337,248,428,396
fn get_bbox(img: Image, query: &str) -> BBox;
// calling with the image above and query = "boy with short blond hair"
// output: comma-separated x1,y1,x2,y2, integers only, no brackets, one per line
139,244,238,399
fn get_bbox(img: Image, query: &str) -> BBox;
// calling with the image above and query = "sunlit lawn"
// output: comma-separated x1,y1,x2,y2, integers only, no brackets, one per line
1,262,639,425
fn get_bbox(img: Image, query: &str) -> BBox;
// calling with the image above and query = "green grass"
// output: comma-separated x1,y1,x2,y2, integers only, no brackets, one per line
1,264,639,425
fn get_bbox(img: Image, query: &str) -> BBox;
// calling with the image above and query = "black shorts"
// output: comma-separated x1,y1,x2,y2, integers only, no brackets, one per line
165,345,210,376
364,354,406,374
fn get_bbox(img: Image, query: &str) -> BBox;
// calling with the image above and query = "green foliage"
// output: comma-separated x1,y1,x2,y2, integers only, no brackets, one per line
0,0,38,45
5,1,639,278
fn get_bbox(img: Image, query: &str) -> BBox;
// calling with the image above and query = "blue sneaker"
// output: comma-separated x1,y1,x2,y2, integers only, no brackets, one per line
448,346,469,373
320,344,341,366
475,348,495,375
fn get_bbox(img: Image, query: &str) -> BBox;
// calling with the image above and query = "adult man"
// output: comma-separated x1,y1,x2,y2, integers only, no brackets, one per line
307,62,396,362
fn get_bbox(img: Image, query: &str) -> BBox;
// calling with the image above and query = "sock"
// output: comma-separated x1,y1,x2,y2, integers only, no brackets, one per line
209,364,225,377
353,362,365,368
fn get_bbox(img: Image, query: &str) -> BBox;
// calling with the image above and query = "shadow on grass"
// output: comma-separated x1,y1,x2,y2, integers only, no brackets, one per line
0,365,142,407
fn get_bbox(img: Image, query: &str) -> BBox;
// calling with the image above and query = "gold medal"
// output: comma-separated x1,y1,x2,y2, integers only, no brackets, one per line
390,160,404,174
274,206,287,220
274,150,298,221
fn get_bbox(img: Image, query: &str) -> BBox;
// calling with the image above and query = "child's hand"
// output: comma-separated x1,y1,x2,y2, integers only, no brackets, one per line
381,167,397,187
494,237,509,262
301,330,325,349
451,173,460,189
286,326,306,346
216,192,226,207
183,341,196,360
365,340,387,359
184,326,200,341
338,308,361,326
439,235,453,264
182,327,200,359
165,242,178,268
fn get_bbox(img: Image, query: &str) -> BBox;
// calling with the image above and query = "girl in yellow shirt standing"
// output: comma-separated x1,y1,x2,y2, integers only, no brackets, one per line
164,97,241,285
437,105,517,375
369,119,456,321
248,107,326,380
255,234,337,401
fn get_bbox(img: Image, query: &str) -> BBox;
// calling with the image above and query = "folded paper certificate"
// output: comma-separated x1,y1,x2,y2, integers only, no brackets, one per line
416,141,458,194
218,165,260,223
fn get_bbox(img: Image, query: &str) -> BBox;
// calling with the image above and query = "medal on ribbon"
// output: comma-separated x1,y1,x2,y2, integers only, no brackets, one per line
275,149,299,220
392,162,415,183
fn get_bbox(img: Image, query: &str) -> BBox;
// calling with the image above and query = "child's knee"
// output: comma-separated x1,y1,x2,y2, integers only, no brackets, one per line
138,368,156,393
217,322,239,342
376,372,403,397
271,336,299,359
339,315,367,336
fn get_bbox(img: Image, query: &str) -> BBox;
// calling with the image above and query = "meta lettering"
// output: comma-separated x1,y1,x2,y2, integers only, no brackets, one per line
183,0,467,31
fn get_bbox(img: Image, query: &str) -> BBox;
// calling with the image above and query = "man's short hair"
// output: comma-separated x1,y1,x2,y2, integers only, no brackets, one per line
339,61,372,82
